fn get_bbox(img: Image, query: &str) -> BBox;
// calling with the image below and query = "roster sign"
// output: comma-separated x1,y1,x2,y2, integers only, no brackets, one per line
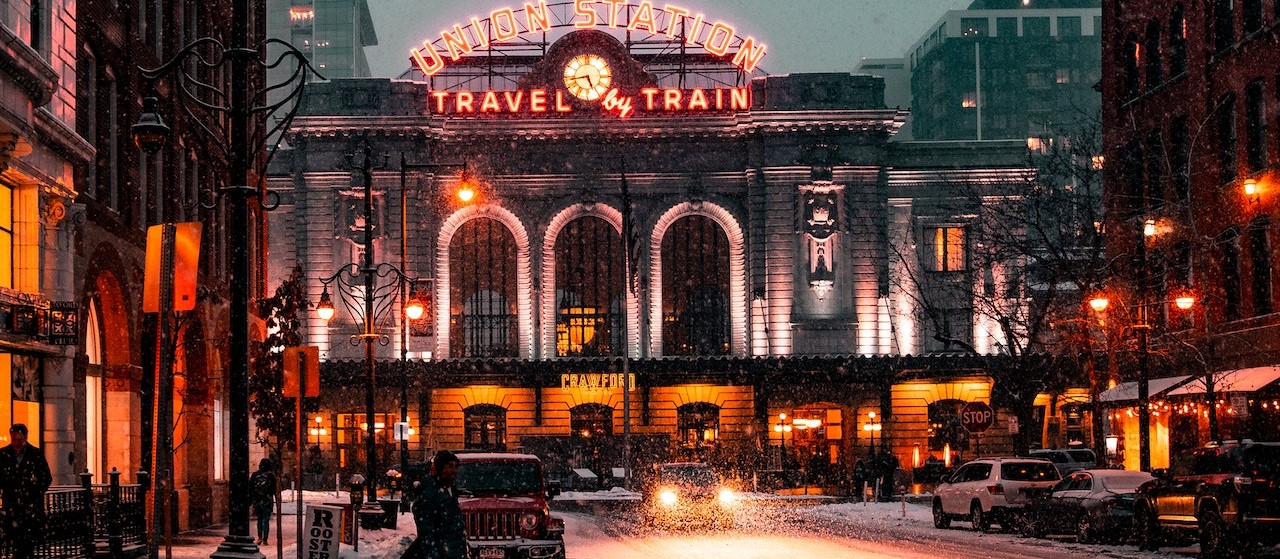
304,505,343,559
411,0,767,77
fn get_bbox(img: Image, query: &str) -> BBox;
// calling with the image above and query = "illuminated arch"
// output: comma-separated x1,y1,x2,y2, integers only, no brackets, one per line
541,203,639,358
649,202,747,357
437,204,533,359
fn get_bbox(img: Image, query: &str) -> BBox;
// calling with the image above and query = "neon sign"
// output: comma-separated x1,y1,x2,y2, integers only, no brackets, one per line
410,0,768,77
429,86,751,118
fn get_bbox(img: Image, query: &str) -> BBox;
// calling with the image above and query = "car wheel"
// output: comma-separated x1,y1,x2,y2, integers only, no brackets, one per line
971,501,990,532
1020,514,1045,539
1076,515,1094,544
1134,504,1160,552
1199,509,1235,559
933,499,951,529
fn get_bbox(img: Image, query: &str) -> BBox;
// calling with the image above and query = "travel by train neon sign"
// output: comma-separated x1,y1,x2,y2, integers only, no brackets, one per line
410,0,768,77
429,86,751,118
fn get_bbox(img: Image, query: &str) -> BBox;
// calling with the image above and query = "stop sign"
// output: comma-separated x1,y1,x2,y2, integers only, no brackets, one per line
960,401,995,434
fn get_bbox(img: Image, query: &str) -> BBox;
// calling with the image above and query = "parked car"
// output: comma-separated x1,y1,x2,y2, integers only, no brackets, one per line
453,452,566,559
1029,448,1098,476
1021,469,1154,543
933,457,1061,532
642,462,736,529
1132,440,1280,558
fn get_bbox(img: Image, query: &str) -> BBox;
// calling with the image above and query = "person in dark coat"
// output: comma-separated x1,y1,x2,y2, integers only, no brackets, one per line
852,460,867,501
404,450,466,559
0,424,53,559
250,458,277,545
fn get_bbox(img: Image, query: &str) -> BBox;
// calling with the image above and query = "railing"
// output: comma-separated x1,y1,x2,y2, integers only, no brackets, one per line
0,469,147,559
88,469,148,558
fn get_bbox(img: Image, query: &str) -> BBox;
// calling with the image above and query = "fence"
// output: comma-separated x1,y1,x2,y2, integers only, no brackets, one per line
0,469,148,559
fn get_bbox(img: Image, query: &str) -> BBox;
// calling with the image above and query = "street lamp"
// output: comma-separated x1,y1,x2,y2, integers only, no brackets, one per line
864,411,882,453
773,413,792,481
1089,284,1196,472
314,145,429,521
132,8,320,558
396,155,466,480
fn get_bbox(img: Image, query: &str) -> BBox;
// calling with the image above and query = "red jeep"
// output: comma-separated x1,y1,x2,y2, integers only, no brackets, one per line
455,452,566,559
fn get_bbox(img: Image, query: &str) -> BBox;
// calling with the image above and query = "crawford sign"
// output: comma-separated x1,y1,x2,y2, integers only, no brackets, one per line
410,0,768,77
561,373,637,392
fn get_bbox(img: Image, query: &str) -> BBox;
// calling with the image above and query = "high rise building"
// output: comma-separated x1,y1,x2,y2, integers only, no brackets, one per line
907,0,1101,142
268,0,378,79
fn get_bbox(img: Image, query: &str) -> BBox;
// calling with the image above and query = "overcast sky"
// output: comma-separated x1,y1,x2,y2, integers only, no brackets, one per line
365,1,974,78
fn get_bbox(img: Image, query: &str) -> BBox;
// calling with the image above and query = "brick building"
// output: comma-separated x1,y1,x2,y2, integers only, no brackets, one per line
1101,0,1280,470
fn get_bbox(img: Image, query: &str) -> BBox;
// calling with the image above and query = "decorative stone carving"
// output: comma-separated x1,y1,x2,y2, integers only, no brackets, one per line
800,183,844,300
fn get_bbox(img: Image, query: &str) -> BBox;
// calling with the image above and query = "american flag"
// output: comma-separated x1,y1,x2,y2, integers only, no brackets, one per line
620,157,641,294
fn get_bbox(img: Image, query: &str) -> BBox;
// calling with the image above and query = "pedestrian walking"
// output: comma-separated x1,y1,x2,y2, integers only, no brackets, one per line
250,458,277,545
0,424,53,559
403,450,466,559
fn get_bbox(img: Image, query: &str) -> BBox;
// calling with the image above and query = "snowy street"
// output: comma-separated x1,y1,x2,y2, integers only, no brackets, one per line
556,499,1279,559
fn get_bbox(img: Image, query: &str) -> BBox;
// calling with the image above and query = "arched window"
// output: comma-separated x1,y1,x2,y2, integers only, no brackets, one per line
1144,20,1162,87
677,403,721,452
555,217,624,357
85,299,105,478
450,218,518,357
1169,5,1186,76
570,404,613,439
928,400,970,452
464,404,507,451
661,215,731,356
1123,34,1141,100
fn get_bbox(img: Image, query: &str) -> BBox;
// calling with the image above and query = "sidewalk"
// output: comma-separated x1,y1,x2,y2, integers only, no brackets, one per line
161,491,417,559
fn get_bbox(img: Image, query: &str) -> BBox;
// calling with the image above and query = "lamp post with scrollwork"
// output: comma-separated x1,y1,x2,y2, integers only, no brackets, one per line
130,3,320,557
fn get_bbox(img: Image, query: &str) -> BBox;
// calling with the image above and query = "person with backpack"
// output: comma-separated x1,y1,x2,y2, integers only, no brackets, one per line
250,458,277,545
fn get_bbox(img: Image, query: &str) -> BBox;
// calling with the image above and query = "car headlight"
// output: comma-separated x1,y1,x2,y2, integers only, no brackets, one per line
718,488,735,505
659,489,678,507
520,513,540,531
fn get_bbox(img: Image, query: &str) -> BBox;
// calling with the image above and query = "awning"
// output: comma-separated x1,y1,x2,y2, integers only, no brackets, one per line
1166,366,1280,396
1098,376,1192,403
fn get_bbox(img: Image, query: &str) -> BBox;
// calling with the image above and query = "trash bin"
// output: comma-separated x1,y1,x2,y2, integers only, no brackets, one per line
380,499,400,529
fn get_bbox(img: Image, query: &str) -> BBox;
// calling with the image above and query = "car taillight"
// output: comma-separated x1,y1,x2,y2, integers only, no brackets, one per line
987,484,1004,495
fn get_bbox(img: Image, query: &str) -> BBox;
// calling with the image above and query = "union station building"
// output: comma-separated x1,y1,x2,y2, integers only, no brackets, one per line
267,8,1078,486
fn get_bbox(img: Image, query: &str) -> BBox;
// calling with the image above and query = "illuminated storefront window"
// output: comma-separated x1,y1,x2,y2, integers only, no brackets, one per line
0,184,11,288
1,353,42,446
677,402,720,455
555,217,623,357
450,218,518,357
570,404,613,439
662,216,730,356
464,404,507,451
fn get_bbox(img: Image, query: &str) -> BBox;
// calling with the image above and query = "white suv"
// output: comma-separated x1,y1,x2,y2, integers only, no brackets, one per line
933,458,1061,532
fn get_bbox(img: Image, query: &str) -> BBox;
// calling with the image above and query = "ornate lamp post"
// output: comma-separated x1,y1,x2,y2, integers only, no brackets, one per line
772,413,792,483
864,411,882,454
131,4,319,557
314,145,432,519
1089,253,1196,472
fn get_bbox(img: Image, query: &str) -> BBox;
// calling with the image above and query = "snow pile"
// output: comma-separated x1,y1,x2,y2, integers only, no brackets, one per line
556,487,641,501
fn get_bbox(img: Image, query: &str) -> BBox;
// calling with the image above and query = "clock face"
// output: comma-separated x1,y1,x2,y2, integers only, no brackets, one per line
563,54,613,101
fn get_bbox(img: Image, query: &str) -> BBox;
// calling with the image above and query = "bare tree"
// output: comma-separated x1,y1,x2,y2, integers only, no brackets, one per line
887,118,1108,455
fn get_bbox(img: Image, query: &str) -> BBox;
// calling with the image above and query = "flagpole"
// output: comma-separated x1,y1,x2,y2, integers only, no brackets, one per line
620,157,634,489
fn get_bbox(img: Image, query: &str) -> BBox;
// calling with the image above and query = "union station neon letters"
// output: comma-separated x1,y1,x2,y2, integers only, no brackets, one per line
410,0,768,77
